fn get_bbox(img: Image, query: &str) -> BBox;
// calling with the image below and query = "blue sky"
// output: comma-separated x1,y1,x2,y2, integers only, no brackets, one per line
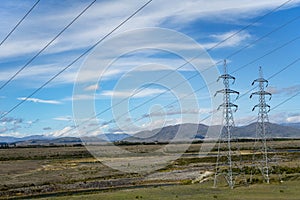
0,0,300,138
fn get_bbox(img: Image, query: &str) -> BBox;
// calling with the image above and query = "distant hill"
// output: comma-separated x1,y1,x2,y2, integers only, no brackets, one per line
97,133,131,142
14,137,83,146
123,122,300,143
124,123,208,143
233,122,300,138
0,134,128,146
281,122,300,129
1,123,299,145
0,135,52,143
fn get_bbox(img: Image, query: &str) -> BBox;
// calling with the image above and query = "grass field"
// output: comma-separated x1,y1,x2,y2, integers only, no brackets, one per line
0,140,299,199
39,180,300,200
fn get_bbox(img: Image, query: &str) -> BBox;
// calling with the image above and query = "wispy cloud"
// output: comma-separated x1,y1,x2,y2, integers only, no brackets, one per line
286,115,300,123
17,97,62,105
1,0,299,85
53,116,73,121
110,117,184,134
84,84,100,91
100,88,167,98
251,112,300,124
0,116,24,135
44,126,75,138
140,108,211,119
267,84,300,95
203,30,252,49
45,125,99,138
0,131,24,138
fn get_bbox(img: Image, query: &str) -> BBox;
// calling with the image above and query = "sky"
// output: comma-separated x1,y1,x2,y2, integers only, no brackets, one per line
0,0,300,138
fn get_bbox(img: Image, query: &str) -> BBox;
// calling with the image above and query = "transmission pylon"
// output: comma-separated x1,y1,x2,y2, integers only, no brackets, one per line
214,60,240,189
250,66,279,184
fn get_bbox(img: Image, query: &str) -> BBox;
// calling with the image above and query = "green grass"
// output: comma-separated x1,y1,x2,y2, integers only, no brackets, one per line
39,180,300,200
1,142,299,199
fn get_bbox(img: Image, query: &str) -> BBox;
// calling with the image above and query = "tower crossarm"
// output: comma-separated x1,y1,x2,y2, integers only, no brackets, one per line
252,103,271,112
251,78,269,87
214,89,239,99
217,74,236,84
250,91,272,100
217,102,238,112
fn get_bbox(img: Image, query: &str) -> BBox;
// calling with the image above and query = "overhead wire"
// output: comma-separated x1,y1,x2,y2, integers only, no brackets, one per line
73,0,297,123
1,0,298,135
0,0,292,116
0,0,40,46
80,39,300,136
0,0,97,90
0,0,153,120
131,56,300,127
63,10,300,135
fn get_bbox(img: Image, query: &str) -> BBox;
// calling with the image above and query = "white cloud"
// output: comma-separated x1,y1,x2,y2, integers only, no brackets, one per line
84,84,100,91
286,115,300,123
2,0,299,59
267,85,300,95
266,86,280,94
140,118,183,132
45,125,100,138
0,131,24,138
203,30,252,49
101,88,167,98
1,0,299,87
141,108,212,119
0,64,61,81
64,93,108,101
108,118,184,135
17,97,62,104
45,126,74,138
235,115,257,126
53,116,73,121
256,112,300,124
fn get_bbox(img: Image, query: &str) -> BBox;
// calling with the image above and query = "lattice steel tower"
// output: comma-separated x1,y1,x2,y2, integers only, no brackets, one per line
214,60,239,189
250,66,272,183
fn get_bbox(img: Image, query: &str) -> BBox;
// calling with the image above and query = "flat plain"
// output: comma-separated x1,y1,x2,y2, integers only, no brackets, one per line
0,140,299,199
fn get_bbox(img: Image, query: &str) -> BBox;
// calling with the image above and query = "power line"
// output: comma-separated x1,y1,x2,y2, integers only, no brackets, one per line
104,15,300,122
126,15,300,125
142,58,300,129
0,0,153,120
140,57,299,125
1,0,294,118
73,16,300,135
241,93,300,126
232,57,300,126
61,0,299,135
226,15,300,60
0,0,97,90
0,0,40,47
89,0,297,118
81,53,300,137
207,0,294,51
271,89,300,111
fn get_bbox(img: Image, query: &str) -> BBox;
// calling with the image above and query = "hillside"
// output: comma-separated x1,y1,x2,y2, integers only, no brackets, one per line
1,123,299,145
124,122,300,142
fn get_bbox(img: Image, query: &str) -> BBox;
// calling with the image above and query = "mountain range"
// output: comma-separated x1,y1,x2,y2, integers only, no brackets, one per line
281,122,300,129
0,123,299,145
123,122,300,143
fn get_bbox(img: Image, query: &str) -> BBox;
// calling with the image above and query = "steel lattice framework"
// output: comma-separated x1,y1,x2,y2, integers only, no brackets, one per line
250,66,274,184
214,60,240,189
